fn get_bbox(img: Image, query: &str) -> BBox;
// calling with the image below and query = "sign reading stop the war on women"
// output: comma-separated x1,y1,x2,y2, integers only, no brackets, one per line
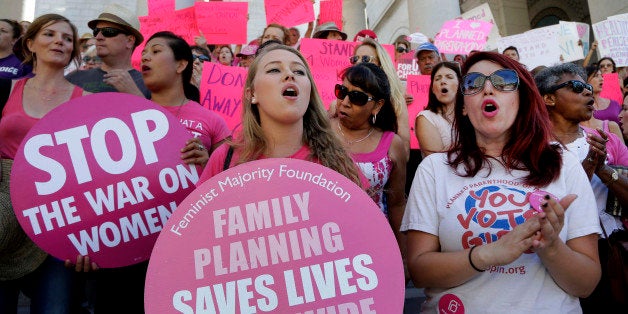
145,158,405,313
10,93,198,268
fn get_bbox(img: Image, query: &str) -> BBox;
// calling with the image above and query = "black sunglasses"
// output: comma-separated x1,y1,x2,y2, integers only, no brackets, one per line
461,69,519,96
82,56,101,63
349,55,376,65
193,55,210,62
396,46,408,53
334,84,374,106
93,27,128,38
547,80,593,94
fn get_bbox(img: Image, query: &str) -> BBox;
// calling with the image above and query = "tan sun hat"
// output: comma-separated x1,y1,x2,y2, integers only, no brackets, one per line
0,159,47,281
88,3,144,47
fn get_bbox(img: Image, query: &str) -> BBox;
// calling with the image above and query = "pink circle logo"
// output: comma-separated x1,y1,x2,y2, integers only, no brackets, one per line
438,294,465,314
145,158,405,313
11,93,197,268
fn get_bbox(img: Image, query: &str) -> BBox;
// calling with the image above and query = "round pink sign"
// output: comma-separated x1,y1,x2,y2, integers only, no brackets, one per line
145,158,405,313
11,93,198,268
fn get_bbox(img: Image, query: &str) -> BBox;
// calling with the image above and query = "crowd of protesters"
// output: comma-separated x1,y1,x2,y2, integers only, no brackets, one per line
0,2,627,313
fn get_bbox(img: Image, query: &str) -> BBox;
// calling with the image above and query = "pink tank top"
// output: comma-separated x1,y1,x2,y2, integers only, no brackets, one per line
352,131,395,215
0,78,83,159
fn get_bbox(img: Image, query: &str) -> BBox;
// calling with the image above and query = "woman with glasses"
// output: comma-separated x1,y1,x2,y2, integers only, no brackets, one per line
197,44,363,189
0,14,86,313
403,52,601,313
582,65,624,144
415,61,461,158
79,45,102,70
536,63,628,312
331,62,406,258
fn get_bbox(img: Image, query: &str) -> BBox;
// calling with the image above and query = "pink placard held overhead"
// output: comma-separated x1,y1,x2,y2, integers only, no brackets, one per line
406,75,432,149
10,93,198,268
147,0,174,15
299,38,356,108
600,73,623,105
434,19,493,55
145,158,405,313
195,1,248,44
396,52,421,81
264,0,315,28
199,62,248,135
319,0,343,31
140,7,199,46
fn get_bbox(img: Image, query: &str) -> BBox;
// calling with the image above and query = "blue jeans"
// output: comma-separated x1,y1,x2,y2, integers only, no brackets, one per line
0,255,75,314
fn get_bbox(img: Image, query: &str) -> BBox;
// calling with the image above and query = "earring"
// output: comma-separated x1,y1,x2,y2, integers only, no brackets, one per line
251,97,257,104
372,113,377,124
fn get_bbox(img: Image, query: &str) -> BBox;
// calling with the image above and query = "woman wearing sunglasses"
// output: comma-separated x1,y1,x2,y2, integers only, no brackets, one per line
0,14,87,313
331,62,406,258
403,52,601,313
190,45,210,88
415,61,462,158
197,44,362,188
79,45,102,70
581,65,624,144
535,63,628,312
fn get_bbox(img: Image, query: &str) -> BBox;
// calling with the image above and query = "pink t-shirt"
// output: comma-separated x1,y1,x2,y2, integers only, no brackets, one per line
162,100,230,151
0,78,83,159
197,144,313,185
582,124,628,166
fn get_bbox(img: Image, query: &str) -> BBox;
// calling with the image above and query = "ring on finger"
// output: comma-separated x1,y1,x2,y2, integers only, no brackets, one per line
197,144,205,151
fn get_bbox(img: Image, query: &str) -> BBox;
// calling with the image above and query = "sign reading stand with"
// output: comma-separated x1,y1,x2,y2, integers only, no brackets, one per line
10,93,198,268
145,158,405,313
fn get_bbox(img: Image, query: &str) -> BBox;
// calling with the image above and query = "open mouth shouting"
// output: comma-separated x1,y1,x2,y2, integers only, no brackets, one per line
482,99,499,117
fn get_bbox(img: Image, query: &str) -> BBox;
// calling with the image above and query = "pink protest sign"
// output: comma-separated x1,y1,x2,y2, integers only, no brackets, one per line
406,74,432,149
195,1,248,44
139,7,199,46
264,0,315,28
148,0,174,15
300,38,356,108
600,73,623,105
396,52,421,81
10,93,198,268
145,158,404,313
319,0,343,31
434,19,493,55
199,62,247,134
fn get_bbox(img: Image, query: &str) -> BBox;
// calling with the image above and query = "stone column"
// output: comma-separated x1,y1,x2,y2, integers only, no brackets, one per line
408,0,460,39
342,0,367,41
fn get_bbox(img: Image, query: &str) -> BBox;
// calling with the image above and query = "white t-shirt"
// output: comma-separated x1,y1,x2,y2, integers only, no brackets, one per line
402,152,599,314
416,110,453,150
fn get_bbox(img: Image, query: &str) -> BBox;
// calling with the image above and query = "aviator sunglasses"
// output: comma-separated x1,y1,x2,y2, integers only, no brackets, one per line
192,55,210,62
93,27,129,38
461,69,519,95
334,84,374,106
349,55,376,65
547,80,593,94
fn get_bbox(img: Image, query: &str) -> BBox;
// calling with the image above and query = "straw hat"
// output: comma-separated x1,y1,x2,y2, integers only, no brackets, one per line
0,160,47,280
88,3,144,46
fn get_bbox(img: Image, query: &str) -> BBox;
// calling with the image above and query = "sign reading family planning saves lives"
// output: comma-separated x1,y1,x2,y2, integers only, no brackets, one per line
145,158,405,313
10,93,198,268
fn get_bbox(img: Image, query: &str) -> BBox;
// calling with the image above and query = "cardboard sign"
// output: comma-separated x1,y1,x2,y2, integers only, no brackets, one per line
319,0,343,31
195,1,248,44
592,19,628,67
145,158,405,313
10,93,198,268
497,28,561,70
600,73,623,105
576,22,591,57
264,0,315,28
405,75,432,149
199,62,248,134
460,3,501,51
557,22,585,62
300,38,356,108
434,19,493,55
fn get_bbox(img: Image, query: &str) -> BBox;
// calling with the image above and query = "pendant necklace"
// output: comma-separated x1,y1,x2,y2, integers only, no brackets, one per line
337,123,374,145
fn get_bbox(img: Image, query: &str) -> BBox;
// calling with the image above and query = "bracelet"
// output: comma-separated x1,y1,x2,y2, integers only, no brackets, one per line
468,246,485,272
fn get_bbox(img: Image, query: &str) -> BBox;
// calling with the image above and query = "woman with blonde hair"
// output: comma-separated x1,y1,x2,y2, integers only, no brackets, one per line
198,44,362,186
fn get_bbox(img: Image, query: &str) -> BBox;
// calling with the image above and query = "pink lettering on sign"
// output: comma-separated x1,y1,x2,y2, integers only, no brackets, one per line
396,52,421,80
139,7,199,46
10,93,197,268
199,62,248,134
319,0,343,31
145,158,404,313
405,75,431,149
434,19,493,55
265,0,315,28
195,2,248,44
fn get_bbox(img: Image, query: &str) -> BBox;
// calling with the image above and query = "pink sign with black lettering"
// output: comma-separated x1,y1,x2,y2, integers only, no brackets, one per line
10,93,198,268
145,158,404,313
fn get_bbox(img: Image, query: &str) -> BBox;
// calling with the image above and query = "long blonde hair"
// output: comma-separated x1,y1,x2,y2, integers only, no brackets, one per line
234,44,362,186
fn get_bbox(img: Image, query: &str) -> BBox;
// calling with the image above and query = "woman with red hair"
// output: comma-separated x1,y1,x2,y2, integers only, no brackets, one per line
402,52,601,312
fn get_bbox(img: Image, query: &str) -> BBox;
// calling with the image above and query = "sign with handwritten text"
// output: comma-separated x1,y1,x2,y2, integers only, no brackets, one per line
405,75,431,149
434,19,493,55
592,19,628,67
319,0,343,31
264,0,315,28
557,22,584,62
195,1,248,44
460,3,500,51
10,93,197,268
199,62,248,134
145,158,405,313
497,28,561,70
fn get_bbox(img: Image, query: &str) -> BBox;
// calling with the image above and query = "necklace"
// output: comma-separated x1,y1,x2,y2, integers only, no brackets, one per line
337,123,374,145
30,81,71,102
